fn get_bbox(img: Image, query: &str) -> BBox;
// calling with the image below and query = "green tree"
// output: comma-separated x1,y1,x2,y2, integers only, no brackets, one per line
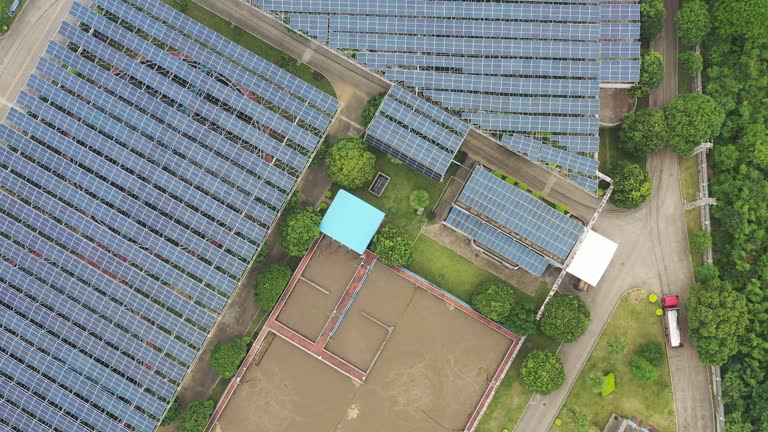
714,145,740,172
408,190,430,209
665,94,725,156
694,264,720,283
725,412,754,432
253,245,269,266
503,303,537,336
619,108,667,156
740,123,768,170
639,0,666,41
689,229,713,254
687,279,749,365
629,50,664,98
160,397,181,426
361,93,385,127
638,341,666,366
607,336,628,356
254,265,293,310
677,0,712,46
565,407,590,432
610,161,652,209
370,225,413,266
325,137,376,189
210,337,250,379
280,208,321,257
540,294,591,343
587,371,606,393
177,400,214,432
520,350,565,394
629,355,658,381
470,281,516,322
679,51,704,75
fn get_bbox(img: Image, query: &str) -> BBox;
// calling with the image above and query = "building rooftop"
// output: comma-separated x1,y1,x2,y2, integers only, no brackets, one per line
320,189,385,254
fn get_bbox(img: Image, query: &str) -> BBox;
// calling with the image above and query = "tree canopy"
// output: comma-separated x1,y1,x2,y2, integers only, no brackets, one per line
539,294,590,343
638,341,666,366
361,94,385,127
607,336,628,356
254,265,293,310
629,355,658,381
689,229,713,254
325,137,376,189
280,208,321,257
629,50,664,98
679,51,704,75
370,225,414,266
471,281,517,322
676,0,712,46
664,93,725,156
177,400,214,432
210,337,249,379
639,0,666,41
503,303,537,336
160,398,181,426
619,108,667,156
609,161,652,209
687,278,749,365
520,350,565,394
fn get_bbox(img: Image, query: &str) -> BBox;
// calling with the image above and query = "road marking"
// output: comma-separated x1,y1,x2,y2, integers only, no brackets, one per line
3,0,69,100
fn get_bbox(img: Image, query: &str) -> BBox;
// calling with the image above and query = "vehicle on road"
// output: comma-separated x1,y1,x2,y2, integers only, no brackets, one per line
8,0,21,17
661,295,683,348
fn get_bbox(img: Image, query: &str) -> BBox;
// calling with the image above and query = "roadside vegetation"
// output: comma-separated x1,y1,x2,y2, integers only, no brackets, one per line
360,93,386,127
556,291,675,432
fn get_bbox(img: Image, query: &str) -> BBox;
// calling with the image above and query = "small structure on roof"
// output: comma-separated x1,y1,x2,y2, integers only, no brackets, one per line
566,229,619,287
320,189,385,254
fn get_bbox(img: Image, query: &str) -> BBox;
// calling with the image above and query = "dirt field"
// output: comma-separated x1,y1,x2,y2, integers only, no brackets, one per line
215,239,515,432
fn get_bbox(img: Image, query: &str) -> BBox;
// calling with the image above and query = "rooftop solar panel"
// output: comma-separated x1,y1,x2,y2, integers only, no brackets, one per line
0,1,338,430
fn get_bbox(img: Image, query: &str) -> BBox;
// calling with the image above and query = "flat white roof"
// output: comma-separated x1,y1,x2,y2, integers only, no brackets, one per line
566,229,618,286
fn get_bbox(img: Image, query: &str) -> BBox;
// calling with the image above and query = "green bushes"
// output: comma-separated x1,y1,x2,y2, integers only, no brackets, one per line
408,190,430,209
540,294,591,343
503,303,537,336
601,373,616,397
254,265,293,310
639,0,666,42
520,350,565,394
607,336,628,356
679,51,704,75
629,355,658,381
689,229,712,254
176,400,214,432
210,337,250,379
371,225,414,266
638,341,665,366
325,137,376,189
471,281,517,322
360,93,385,127
629,50,664,98
160,397,181,426
280,208,321,257
619,108,668,156
610,161,652,209
676,0,711,46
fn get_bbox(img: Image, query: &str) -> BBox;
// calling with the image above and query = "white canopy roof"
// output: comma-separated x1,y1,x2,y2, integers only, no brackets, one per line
566,229,618,286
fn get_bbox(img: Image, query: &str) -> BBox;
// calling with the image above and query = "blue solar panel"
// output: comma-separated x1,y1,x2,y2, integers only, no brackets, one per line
466,113,598,135
457,168,583,260
424,91,599,115
569,173,600,191
445,207,549,276
551,135,600,153
0,2,340,430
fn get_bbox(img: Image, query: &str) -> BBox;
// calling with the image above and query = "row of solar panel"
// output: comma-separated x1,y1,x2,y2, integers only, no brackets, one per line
570,173,600,191
378,98,462,153
457,168,583,260
358,53,601,79
365,133,443,181
501,134,599,175
550,134,600,153
389,85,469,144
600,59,641,83
133,0,338,115
465,113,599,135
445,207,549,276
256,0,602,21
387,70,600,97
601,22,640,40
329,33,600,59
424,91,599,116
600,41,641,59
600,2,640,21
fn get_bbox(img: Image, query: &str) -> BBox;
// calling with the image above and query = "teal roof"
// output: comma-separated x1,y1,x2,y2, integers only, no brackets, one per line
320,190,385,254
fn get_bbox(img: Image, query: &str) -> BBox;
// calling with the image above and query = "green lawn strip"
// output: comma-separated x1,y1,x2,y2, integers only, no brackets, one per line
338,149,458,240
685,209,704,269
599,127,647,174
209,378,230,402
678,69,692,97
556,290,676,432
158,0,335,96
0,0,24,34
245,308,270,338
679,155,699,202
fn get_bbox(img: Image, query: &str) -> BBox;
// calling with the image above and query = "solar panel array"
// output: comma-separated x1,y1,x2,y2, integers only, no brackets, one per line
454,168,584,263
365,85,469,181
0,1,338,431
250,0,641,190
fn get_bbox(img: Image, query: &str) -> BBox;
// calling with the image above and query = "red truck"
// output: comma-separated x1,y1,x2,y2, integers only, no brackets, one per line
661,296,683,348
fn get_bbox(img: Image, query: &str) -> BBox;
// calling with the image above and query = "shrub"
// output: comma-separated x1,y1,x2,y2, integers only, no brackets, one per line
505,176,517,186
210,337,250,379
607,336,628,356
409,190,430,209
325,137,376,189
325,190,333,199
177,400,214,432
694,264,720,283
679,51,704,75
318,202,329,211
565,407,590,432
689,229,712,254
360,94,385,127
587,371,605,393
492,170,504,178
639,0,666,41
602,373,616,398
630,355,658,381
619,108,668,156
160,397,181,426
540,294,591,343
517,182,528,191
629,50,664,98
676,0,711,46
371,225,414,266
286,191,302,212
280,208,321,256
665,93,725,157
649,293,658,303
638,341,666,366
610,161,652,209
254,265,293,310
252,245,269,266
555,203,567,214
520,350,565,394
471,281,517,322
532,190,541,198
503,303,537,336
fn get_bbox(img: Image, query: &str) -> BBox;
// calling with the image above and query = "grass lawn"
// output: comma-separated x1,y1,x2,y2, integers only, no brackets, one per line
599,126,647,174
0,0,24,34
679,155,699,202
678,69,692,97
339,149,459,240
685,209,704,269
556,290,676,432
159,0,335,96
210,378,230,402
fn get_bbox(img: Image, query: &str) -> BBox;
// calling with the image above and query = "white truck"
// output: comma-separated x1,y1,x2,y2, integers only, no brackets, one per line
661,295,683,348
